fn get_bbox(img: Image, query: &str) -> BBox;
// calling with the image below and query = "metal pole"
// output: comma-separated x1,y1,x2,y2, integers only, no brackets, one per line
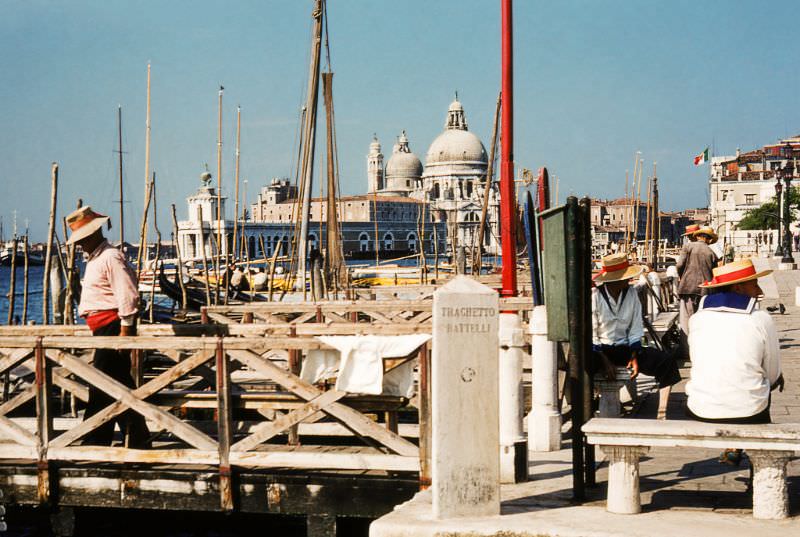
499,0,517,298
579,197,595,487
565,196,585,501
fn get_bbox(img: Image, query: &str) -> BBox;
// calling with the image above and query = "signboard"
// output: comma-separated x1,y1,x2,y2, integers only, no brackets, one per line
539,204,569,341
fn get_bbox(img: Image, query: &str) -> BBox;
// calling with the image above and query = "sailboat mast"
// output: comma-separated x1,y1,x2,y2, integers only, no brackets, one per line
216,86,224,282
117,105,125,245
142,62,151,266
297,0,323,289
322,72,343,288
233,105,241,262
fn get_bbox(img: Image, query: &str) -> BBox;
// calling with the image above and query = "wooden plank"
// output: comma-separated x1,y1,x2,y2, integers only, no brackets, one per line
52,368,89,402
46,349,217,451
233,390,346,452
228,349,418,457
291,311,318,324
49,349,215,448
207,312,235,325
0,386,36,416
0,414,37,445
0,348,34,375
230,451,419,472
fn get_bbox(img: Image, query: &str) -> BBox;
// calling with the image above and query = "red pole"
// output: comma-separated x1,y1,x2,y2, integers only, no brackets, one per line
500,0,518,297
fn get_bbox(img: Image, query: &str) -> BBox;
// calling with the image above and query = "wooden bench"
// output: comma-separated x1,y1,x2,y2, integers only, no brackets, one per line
583,417,800,519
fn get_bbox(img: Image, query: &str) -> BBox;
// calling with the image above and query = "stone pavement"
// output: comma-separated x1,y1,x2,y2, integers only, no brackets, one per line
370,263,800,536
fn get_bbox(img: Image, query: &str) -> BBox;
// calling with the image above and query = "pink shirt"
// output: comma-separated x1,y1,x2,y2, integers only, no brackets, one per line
77,240,139,325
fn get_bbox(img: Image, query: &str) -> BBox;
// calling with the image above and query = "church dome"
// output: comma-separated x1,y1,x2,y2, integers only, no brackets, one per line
386,131,422,180
425,98,487,167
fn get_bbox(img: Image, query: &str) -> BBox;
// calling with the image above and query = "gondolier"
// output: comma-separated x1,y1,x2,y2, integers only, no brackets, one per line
676,225,718,348
67,206,150,447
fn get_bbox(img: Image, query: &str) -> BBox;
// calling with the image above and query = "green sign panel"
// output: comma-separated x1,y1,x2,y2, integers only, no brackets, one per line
540,205,569,341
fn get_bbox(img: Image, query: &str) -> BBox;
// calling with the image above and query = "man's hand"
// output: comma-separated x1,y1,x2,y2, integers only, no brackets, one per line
627,355,639,379
120,324,137,337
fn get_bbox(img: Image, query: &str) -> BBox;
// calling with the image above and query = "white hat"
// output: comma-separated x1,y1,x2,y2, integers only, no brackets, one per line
65,206,110,245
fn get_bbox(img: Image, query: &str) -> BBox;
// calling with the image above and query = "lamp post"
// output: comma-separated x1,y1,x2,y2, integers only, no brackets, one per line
780,142,795,265
774,177,783,257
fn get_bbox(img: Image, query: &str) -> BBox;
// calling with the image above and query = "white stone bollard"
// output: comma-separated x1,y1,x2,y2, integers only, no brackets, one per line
432,276,500,518
795,286,800,307
527,306,561,453
601,445,650,515
499,312,526,483
748,450,791,520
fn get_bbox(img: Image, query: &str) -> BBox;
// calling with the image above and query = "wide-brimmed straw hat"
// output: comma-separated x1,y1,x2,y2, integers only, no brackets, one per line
682,224,701,236
65,206,110,245
692,226,718,244
592,253,644,283
699,258,772,289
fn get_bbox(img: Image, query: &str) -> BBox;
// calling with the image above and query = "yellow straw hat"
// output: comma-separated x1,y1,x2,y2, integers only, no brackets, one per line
699,258,772,289
692,226,718,245
682,224,701,236
65,206,110,245
592,253,644,284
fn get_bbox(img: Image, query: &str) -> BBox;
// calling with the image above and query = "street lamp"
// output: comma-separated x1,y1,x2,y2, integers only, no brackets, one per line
774,176,783,257
780,142,795,265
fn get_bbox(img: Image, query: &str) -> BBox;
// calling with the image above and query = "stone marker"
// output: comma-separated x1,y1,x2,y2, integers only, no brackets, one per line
432,276,500,518
795,286,800,307
528,306,561,452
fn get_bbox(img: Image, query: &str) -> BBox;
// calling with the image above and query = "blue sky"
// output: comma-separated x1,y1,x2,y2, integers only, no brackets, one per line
1,0,799,242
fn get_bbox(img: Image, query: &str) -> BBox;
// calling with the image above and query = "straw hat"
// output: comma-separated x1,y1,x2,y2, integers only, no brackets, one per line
592,253,644,283
65,206,110,245
692,226,718,244
698,258,772,289
682,224,701,236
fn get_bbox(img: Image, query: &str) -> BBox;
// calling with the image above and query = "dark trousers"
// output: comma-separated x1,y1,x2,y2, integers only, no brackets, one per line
84,320,151,447
686,401,771,424
592,345,681,389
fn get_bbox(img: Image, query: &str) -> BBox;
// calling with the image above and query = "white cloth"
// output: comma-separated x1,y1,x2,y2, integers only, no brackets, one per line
591,285,643,348
686,294,781,419
300,349,340,384
310,334,431,395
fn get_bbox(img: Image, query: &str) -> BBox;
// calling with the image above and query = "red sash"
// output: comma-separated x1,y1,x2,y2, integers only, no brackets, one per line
85,310,120,332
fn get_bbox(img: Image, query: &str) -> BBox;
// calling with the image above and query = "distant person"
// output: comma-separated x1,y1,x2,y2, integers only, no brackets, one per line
252,267,268,291
676,226,717,349
592,253,681,419
686,259,784,463
794,230,799,252
67,206,150,448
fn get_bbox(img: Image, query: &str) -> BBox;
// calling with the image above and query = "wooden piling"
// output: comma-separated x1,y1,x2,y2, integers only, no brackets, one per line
6,237,17,325
42,163,59,325
171,204,188,310
22,235,29,325
135,174,155,284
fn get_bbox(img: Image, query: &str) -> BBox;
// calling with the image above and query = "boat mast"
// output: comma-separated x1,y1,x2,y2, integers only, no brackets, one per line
233,105,241,263
117,105,125,245
143,63,151,264
215,85,224,302
322,72,343,290
297,0,324,290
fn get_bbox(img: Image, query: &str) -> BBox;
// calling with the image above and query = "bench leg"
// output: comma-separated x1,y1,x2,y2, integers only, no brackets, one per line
748,450,791,520
601,445,649,514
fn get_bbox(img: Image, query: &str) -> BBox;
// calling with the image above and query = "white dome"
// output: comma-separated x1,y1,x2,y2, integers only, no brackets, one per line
426,129,487,166
386,131,422,179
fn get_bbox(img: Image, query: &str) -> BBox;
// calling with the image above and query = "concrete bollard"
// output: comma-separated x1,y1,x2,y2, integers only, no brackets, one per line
795,287,800,307
499,312,526,483
432,276,500,518
527,306,561,453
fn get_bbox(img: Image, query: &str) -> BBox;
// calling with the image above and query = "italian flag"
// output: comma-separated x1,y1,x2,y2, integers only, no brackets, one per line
694,147,709,166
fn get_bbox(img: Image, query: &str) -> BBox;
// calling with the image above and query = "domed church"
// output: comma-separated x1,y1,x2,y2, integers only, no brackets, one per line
367,96,501,256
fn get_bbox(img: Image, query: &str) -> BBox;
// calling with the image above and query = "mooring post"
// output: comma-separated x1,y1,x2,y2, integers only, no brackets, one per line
417,342,431,489
499,311,526,483
34,337,53,505
432,276,499,518
215,337,234,511
528,305,561,453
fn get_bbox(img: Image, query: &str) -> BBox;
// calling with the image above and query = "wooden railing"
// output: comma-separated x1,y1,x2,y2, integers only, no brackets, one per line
0,332,428,510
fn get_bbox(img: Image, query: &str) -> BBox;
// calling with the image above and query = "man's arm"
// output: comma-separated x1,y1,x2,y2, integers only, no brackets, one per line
105,251,140,330
676,244,689,275
759,312,782,388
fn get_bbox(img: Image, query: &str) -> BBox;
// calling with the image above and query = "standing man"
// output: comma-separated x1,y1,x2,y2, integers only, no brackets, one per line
66,206,150,448
676,226,718,350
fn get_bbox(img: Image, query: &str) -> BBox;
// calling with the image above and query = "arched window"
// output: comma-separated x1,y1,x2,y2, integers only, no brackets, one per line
266,235,273,256
383,232,394,251
282,235,290,257
406,232,417,252
359,232,370,252
248,236,256,258
308,232,318,252
466,181,473,198
432,183,440,199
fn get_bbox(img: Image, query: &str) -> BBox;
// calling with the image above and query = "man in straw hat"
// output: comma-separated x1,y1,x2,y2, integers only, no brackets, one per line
66,206,150,447
686,259,784,422
676,225,718,351
592,253,681,418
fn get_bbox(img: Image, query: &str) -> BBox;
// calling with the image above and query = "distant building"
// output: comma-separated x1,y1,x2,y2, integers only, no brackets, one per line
709,135,800,241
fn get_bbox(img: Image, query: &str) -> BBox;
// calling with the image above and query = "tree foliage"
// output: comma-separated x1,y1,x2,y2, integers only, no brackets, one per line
738,186,800,230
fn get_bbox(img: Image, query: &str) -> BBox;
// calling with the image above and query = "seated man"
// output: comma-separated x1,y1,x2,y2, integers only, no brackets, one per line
592,253,681,419
686,259,783,423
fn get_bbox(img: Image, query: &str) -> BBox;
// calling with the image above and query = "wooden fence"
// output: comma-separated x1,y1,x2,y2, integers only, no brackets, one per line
0,332,429,511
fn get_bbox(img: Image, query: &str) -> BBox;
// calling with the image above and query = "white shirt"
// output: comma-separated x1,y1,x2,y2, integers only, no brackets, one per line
78,240,139,326
686,292,781,419
591,285,644,349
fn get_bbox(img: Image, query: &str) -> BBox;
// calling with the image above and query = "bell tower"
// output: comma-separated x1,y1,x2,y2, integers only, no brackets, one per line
367,135,384,192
